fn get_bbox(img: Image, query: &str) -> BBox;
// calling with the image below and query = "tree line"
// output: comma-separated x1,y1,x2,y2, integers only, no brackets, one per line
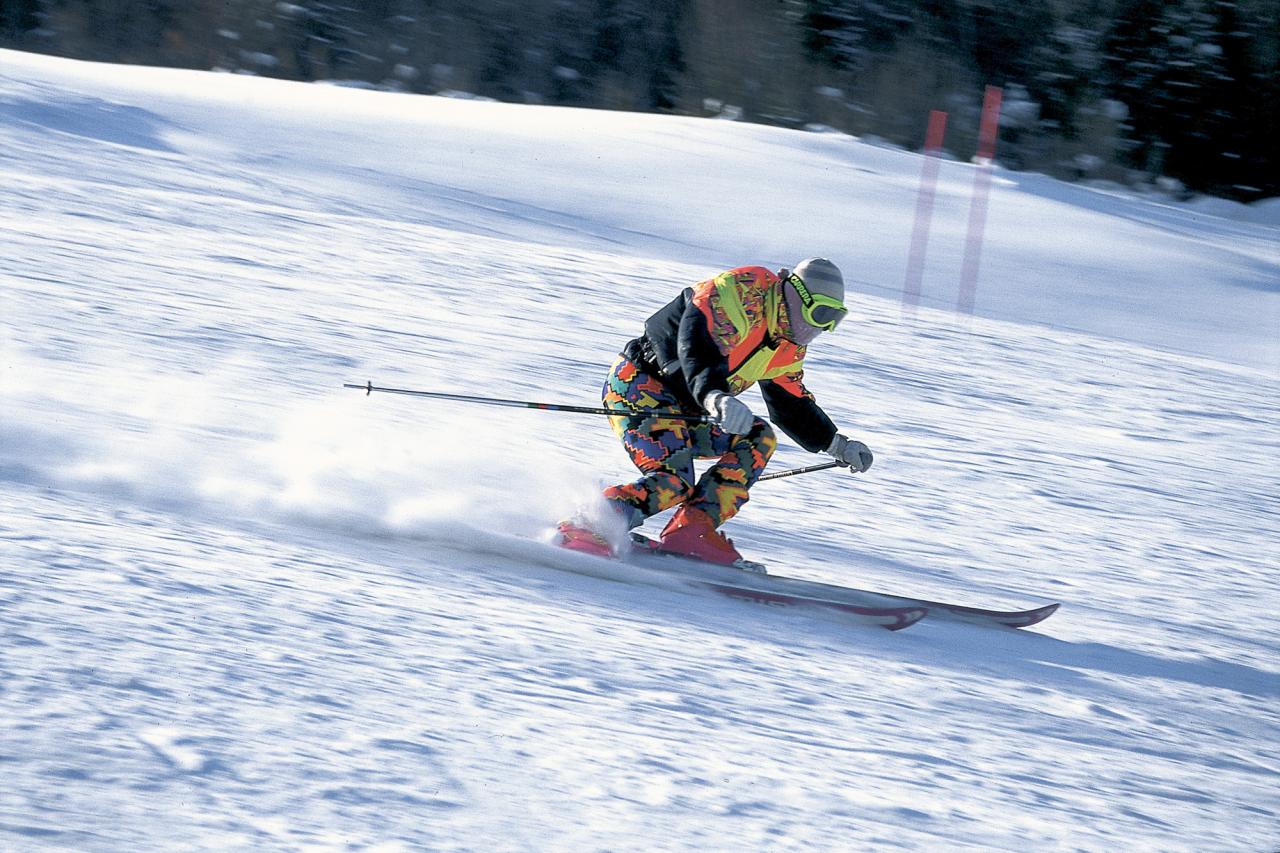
2,0,1276,201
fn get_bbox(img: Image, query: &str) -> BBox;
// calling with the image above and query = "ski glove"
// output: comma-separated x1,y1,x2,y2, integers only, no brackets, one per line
827,434,874,473
704,391,755,435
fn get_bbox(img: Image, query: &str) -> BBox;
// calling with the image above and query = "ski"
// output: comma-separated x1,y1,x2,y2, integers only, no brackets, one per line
817,590,1059,629
627,533,1059,630
555,525,926,630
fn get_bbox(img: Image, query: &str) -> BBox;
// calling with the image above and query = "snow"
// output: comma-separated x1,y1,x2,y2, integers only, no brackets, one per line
1,48,1278,851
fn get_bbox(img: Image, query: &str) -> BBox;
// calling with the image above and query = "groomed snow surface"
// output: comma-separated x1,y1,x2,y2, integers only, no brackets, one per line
1,50,1278,851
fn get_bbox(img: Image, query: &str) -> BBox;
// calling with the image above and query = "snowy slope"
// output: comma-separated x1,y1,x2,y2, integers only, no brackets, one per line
2,50,1279,851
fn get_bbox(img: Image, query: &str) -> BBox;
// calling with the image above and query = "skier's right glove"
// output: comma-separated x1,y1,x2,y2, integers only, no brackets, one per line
827,434,874,473
704,391,755,435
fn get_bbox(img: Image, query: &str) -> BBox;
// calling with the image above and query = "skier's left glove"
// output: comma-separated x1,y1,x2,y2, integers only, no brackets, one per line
827,434,873,473
704,391,756,435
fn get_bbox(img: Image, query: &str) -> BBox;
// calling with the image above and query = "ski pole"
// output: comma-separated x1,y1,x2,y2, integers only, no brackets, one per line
758,461,844,482
347,381,843,479
343,381,714,423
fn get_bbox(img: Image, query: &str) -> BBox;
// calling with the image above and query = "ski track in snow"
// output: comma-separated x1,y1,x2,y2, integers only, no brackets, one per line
5,487,1278,851
2,51,1279,851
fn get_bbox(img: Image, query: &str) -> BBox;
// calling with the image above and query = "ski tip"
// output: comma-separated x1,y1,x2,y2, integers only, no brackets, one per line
921,599,1061,628
888,606,929,631
1010,602,1060,628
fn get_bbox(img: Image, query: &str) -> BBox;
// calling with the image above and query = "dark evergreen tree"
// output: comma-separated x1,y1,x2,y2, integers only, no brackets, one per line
1103,0,1259,193
476,18,523,101
0,0,43,40
581,0,685,110
801,0,918,72
967,0,1055,85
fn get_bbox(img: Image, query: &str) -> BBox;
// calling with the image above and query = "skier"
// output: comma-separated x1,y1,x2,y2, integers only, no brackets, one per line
558,258,875,565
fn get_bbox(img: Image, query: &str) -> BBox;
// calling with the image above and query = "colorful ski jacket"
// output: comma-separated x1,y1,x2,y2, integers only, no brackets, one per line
625,265,838,453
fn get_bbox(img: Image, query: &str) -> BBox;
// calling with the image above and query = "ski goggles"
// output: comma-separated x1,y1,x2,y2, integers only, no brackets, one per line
784,272,847,331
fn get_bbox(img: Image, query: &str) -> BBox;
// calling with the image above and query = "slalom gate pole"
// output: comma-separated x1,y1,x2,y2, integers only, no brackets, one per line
957,85,1003,316
758,461,844,482
343,381,713,423
902,109,948,317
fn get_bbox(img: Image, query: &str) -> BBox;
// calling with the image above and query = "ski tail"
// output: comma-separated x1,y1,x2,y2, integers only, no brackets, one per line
556,521,615,559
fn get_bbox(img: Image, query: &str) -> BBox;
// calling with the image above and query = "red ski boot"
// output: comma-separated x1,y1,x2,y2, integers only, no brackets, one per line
657,505,743,566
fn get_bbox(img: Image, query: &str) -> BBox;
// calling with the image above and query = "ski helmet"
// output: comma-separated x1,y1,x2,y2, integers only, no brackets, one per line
782,258,846,345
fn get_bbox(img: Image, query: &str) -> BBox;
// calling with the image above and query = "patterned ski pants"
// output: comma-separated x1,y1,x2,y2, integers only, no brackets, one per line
601,355,776,528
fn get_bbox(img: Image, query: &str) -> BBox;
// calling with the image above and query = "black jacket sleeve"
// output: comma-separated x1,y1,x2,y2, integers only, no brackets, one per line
677,298,731,407
759,380,838,453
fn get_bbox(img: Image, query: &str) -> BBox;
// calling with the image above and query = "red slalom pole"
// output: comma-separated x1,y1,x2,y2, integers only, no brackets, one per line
902,109,948,316
957,86,1002,316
